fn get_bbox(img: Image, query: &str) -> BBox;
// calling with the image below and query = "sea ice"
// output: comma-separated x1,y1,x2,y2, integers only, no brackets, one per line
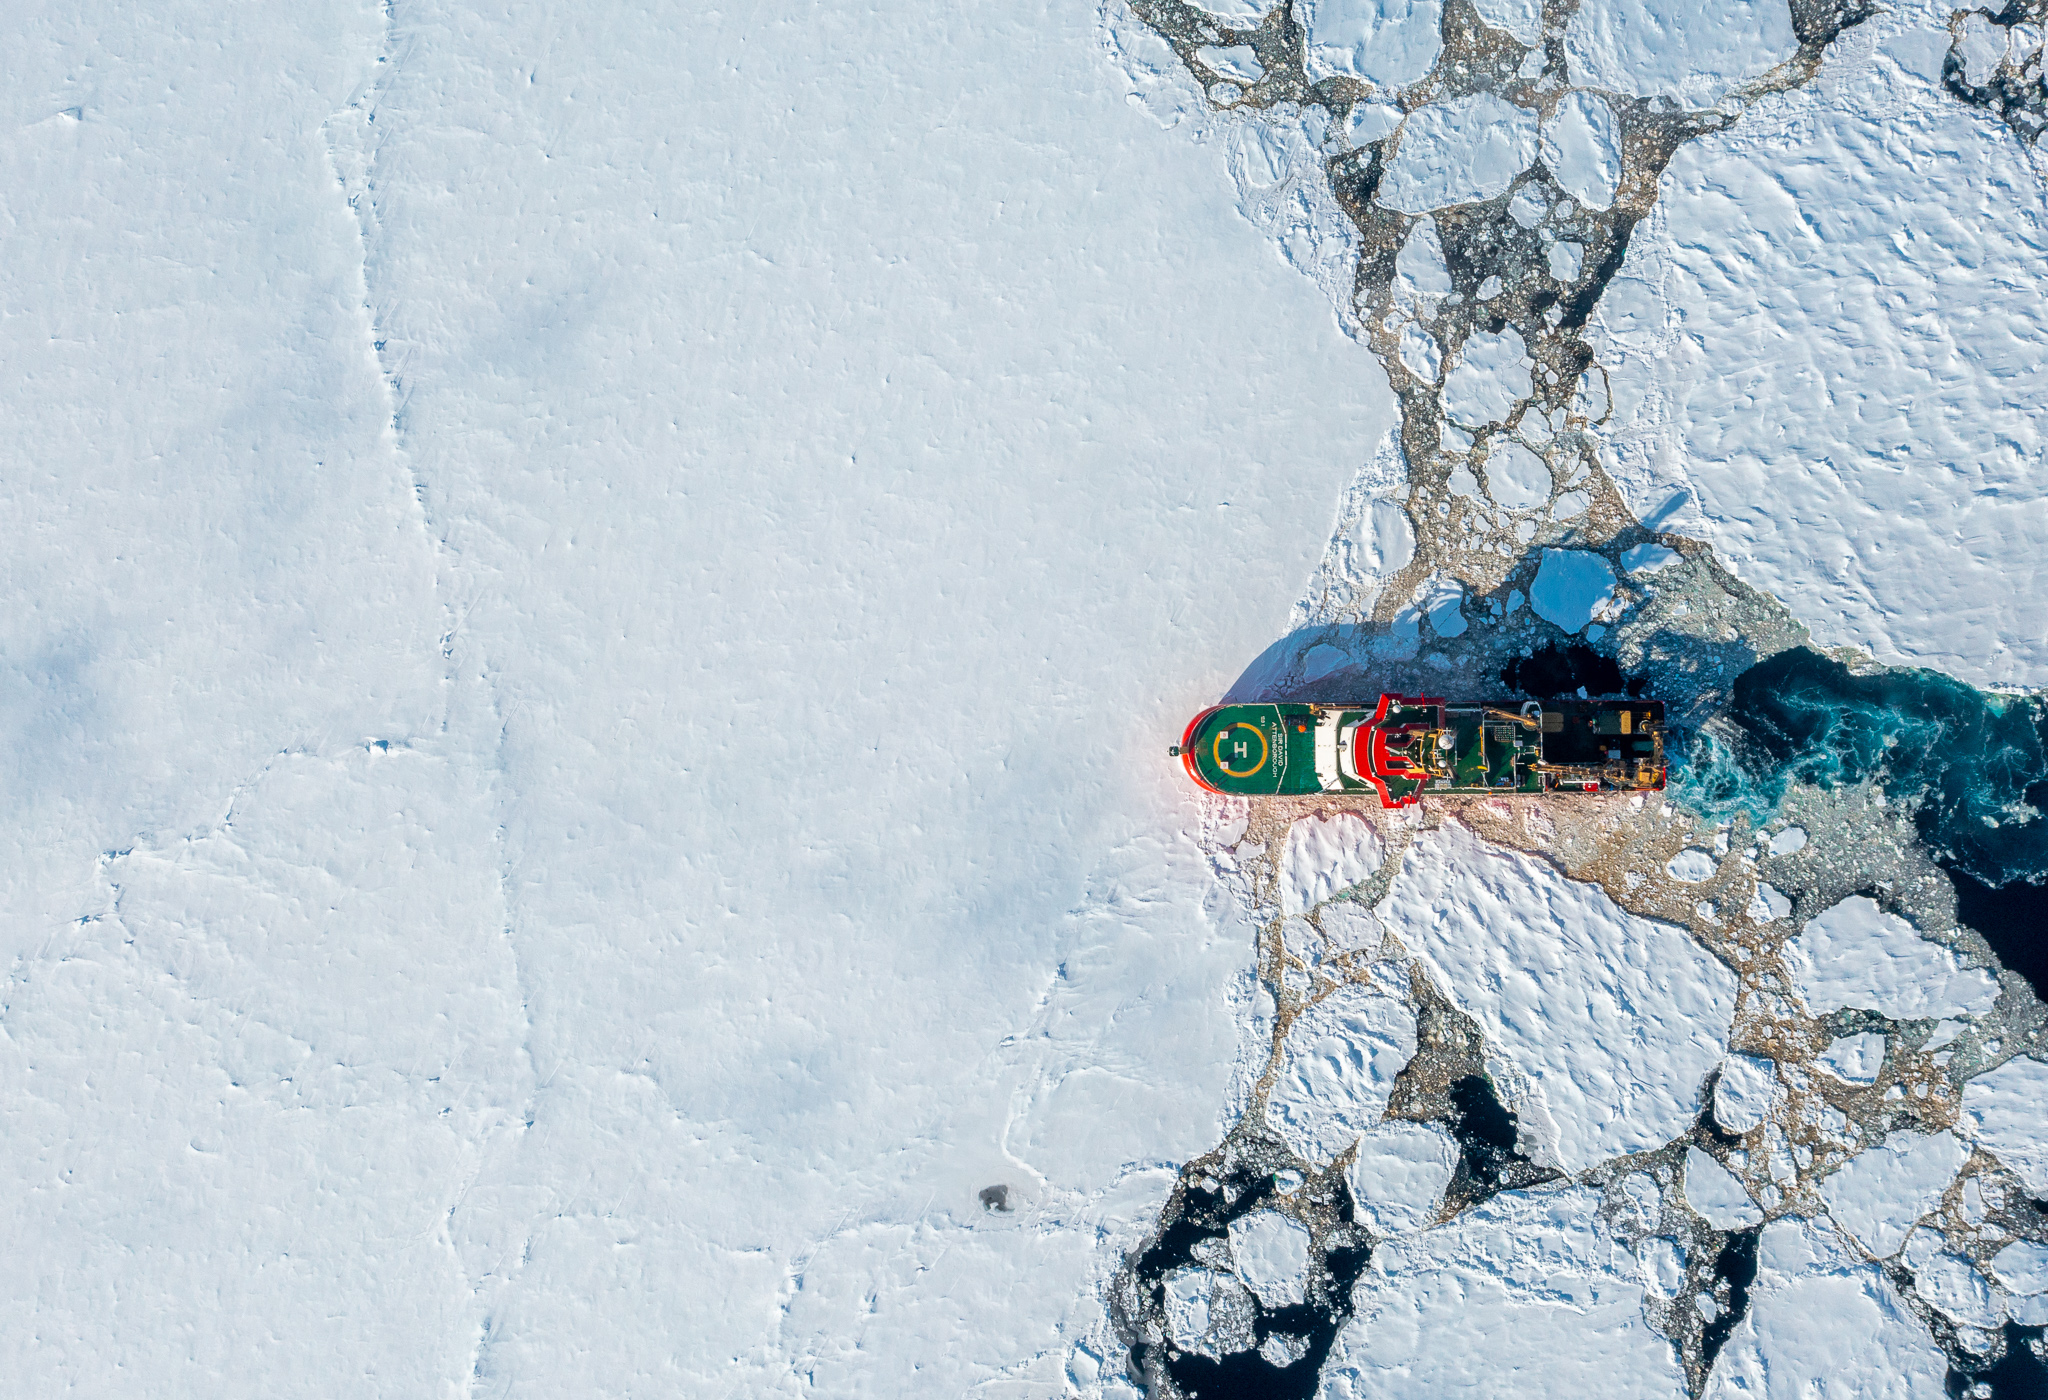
1266,974,1419,1164
1374,822,1739,1170
1323,1187,1686,1397
1469,0,1542,44
1346,1121,1457,1235
1196,45,1264,83
1785,897,2000,1021
1991,1239,2048,1296
1279,812,1386,915
1300,0,1446,90
1529,549,1618,634
1379,93,1540,213
1346,102,1404,146
1745,880,1792,923
1228,1210,1313,1308
1190,0,1277,19
1913,1253,2004,1329
1815,1032,1886,1086
1818,1130,1970,1257
1665,848,1717,882
1706,1218,1948,1399
1541,91,1623,210
1622,542,1680,574
1441,326,1533,426
1564,0,1799,108
1684,1146,1763,1229
1485,439,1551,510
1393,216,1454,309
1769,827,1808,855
1962,1056,2048,1194
1715,1054,1780,1134
1397,321,1442,382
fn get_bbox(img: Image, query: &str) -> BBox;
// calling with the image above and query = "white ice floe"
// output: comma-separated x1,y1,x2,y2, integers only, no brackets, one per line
1266,972,1419,1164
1279,812,1385,915
1818,1130,1971,1258
1815,1032,1887,1086
1529,548,1619,634
1163,1266,1258,1355
1442,326,1533,426
1470,0,1542,44
1301,0,1446,90
1541,91,1623,210
1564,0,1799,108
1715,1055,1780,1134
1393,216,1454,310
1665,848,1717,883
1398,321,1442,382
1380,93,1540,212
1622,542,1680,574
1705,1218,1948,1399
1913,1253,2005,1329
1549,240,1585,281
1346,102,1405,146
1486,439,1551,510
1992,1240,2048,1296
1768,827,1808,855
1623,1172,1664,1230
1596,15,2048,685
1640,1236,1686,1297
1374,822,1739,1171
1785,897,2000,1021
1190,0,1277,19
1347,1122,1458,1235
1684,1146,1763,1229
1196,45,1264,83
1228,1210,1313,1308
1962,1056,2048,1194
1745,880,1792,923
1323,1187,1687,1397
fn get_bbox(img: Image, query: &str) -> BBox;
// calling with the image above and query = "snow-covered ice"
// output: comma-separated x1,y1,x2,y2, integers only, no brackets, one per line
1818,1130,1971,1258
1300,0,1445,91
1346,1122,1458,1235
1542,91,1623,210
1441,327,1534,426
1266,974,1418,1165
1529,549,1619,634
1685,1145,1764,1229
1564,0,1800,108
1665,848,1718,883
1323,1187,1687,1398
1280,812,1386,915
1913,1253,2004,1329
1785,896,2001,1021
1196,45,1264,83
1715,1054,1780,1134
1379,93,1540,213
1375,822,1739,1171
1815,1032,1887,1085
1228,1210,1313,1308
1992,1239,2048,1296
1486,439,1552,510
1962,1055,2048,1194
1705,1218,1948,1399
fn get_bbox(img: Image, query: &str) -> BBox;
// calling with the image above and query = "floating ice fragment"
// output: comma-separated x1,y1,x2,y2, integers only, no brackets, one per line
1684,1145,1762,1228
1229,1210,1313,1308
1666,848,1717,883
1345,102,1403,146
1962,1056,2048,1194
1304,643,1351,681
1957,10,2009,85
1768,826,1807,855
1745,880,1792,923
1346,1121,1457,1234
1992,1240,2048,1296
1380,93,1539,212
1486,439,1551,510
1398,321,1441,382
1362,496,1417,574
1420,575,1468,637
1548,240,1584,282
1266,975,1418,1164
1197,45,1264,83
1819,1130,1970,1257
1469,0,1542,42
1815,1032,1885,1086
1623,1172,1663,1229
1509,185,1547,229
1564,0,1798,107
1393,216,1453,313
1622,542,1679,574
1477,273,1504,300
1915,1254,2004,1329
1551,489,1589,519
1442,326,1533,426
1529,549,1618,634
1541,91,1622,209
1189,0,1277,18
1164,1267,1215,1346
1302,0,1446,89
1786,897,1999,1021
1715,1054,1779,1134
1640,1236,1685,1297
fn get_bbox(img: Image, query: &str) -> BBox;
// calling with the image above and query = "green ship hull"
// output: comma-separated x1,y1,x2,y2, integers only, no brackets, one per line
1172,694,1666,808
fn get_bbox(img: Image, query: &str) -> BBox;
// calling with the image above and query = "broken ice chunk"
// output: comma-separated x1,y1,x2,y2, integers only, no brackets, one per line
1441,326,1533,426
1815,1031,1885,1086
1768,826,1807,854
1786,896,1999,1021
1914,1254,2005,1329
1528,548,1617,634
1228,1209,1312,1308
1665,848,1717,883
1398,321,1442,382
1684,1145,1762,1229
1197,44,1265,83
1962,1055,2048,1194
1265,975,1417,1164
1540,90,1621,210
1346,1121,1457,1234
1279,813,1385,916
1745,880,1792,923
1548,240,1584,281
1378,92,1538,212
1640,1236,1686,1297
1714,1054,1779,1134
1818,1130,1970,1257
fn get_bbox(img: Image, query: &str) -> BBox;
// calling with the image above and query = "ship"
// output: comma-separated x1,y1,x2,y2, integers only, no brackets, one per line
1170,693,1666,808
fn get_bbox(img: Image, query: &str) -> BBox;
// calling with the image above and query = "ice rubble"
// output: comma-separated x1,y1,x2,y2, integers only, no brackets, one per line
1784,896,2001,1020
1374,822,1740,1171
1322,1187,1687,1398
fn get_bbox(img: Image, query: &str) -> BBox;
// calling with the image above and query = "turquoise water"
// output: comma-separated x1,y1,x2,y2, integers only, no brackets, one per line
1669,648,2048,889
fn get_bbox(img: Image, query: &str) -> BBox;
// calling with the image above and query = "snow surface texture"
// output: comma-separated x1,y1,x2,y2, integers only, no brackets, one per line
1323,1187,1687,1397
1265,971,1418,1164
1594,3,2048,685
1818,1130,1971,1257
1962,1055,2048,1194
1374,822,1740,1171
1565,0,1800,107
3,3,1401,1395
1704,1218,1949,1398
1785,896,2001,1020
1279,812,1384,915
1379,93,1539,212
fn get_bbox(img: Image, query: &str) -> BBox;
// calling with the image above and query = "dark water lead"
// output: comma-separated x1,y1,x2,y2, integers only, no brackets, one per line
1947,1323,2048,1400
1699,1228,1761,1371
1498,641,1648,700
